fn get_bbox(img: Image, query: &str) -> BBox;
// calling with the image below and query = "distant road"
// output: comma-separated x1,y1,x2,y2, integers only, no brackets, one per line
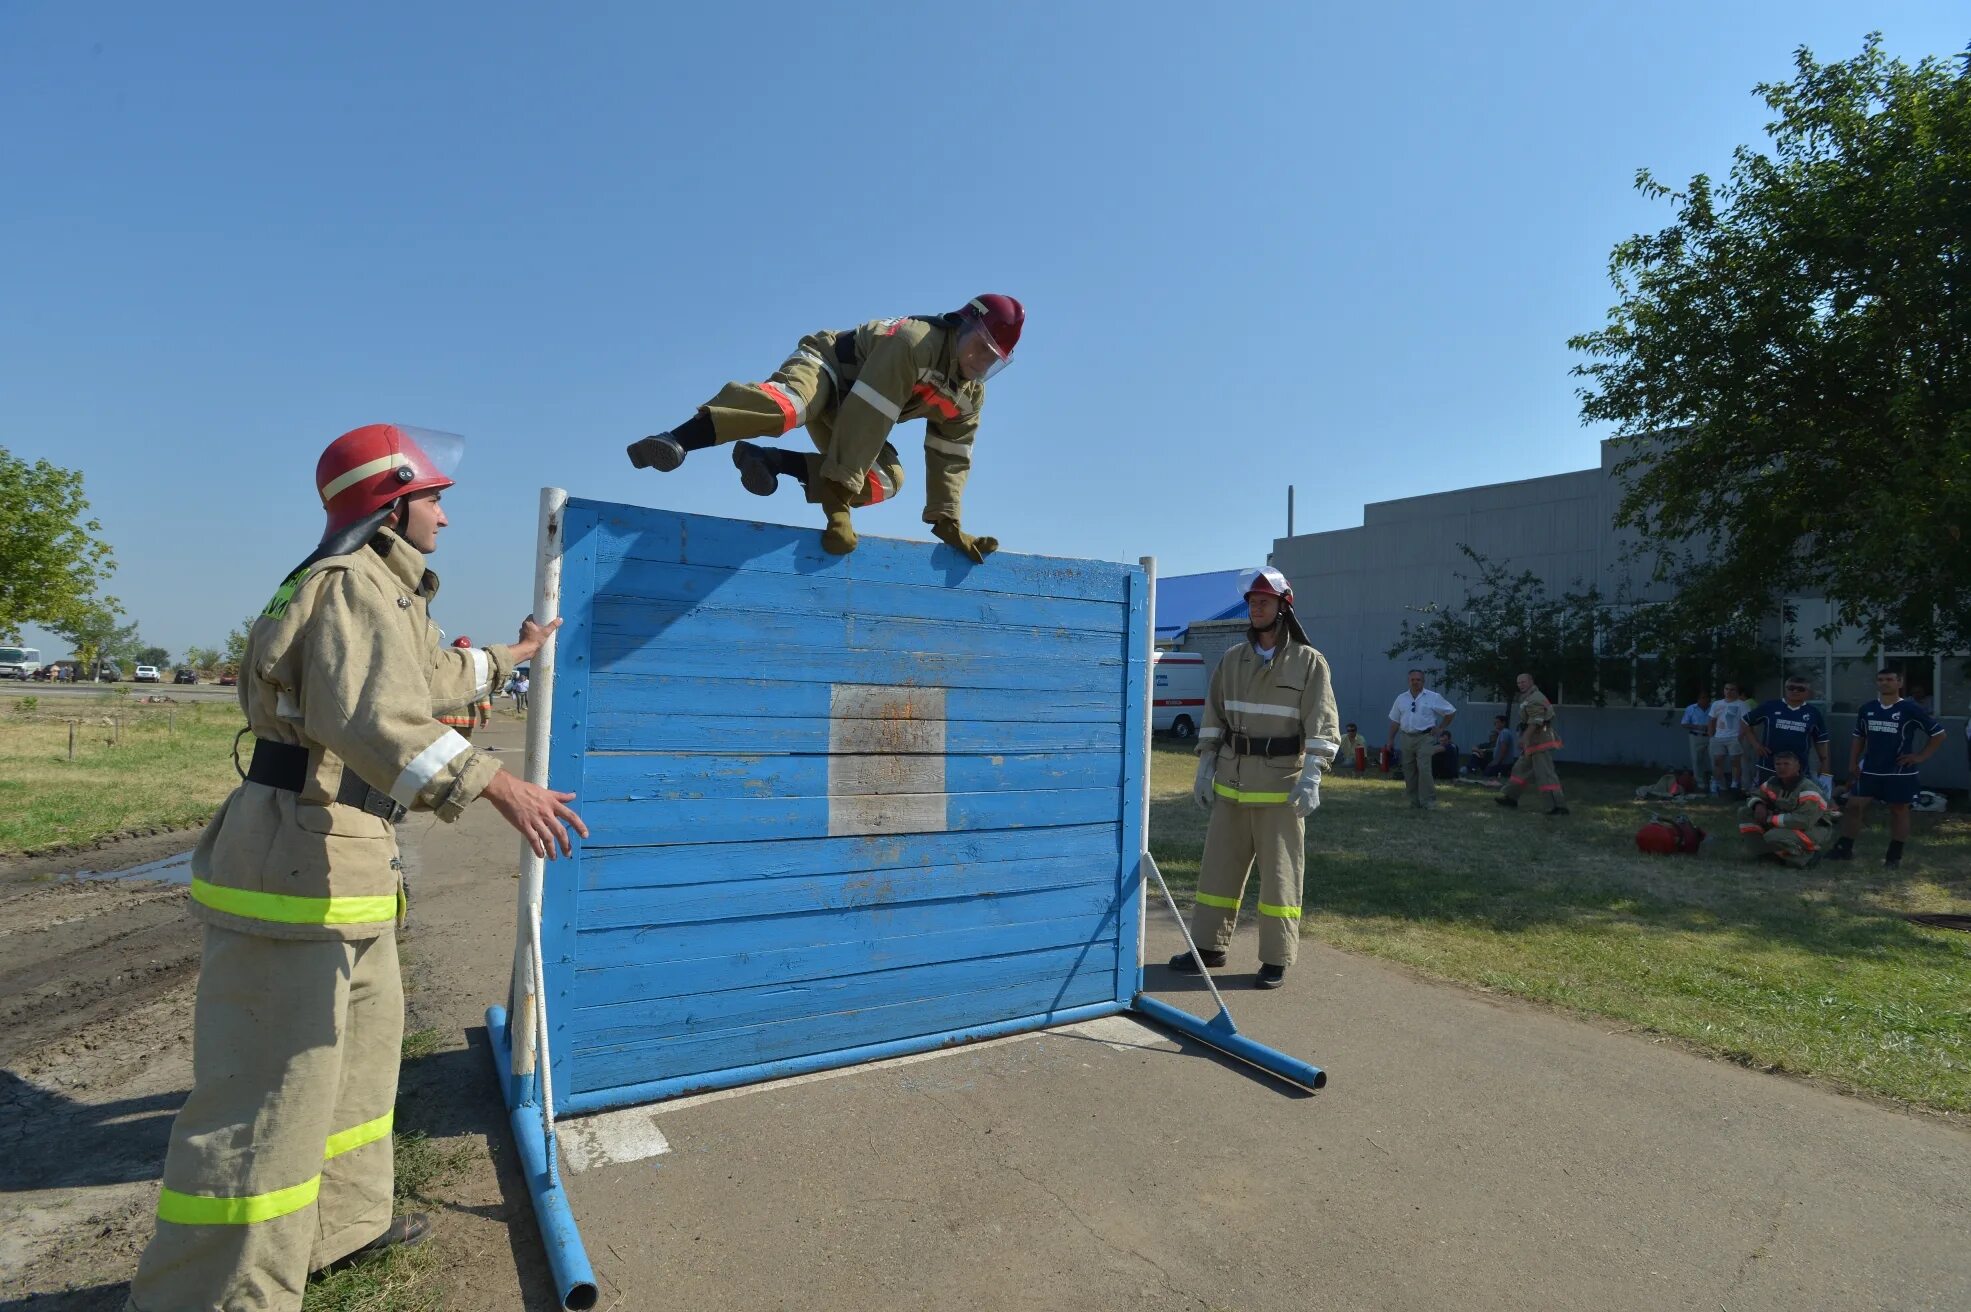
7,681,240,704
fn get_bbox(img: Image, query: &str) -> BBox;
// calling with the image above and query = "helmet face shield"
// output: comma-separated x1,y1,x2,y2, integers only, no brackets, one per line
395,426,465,484
956,320,1010,382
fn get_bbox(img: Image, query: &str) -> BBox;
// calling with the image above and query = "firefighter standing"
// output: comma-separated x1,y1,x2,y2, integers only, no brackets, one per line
129,425,587,1312
627,295,1023,559
1169,568,1339,989
438,635,491,739
1736,749,1833,867
1495,672,1569,815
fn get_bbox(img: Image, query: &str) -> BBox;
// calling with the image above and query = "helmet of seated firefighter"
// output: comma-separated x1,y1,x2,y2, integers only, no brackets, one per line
315,424,464,541
452,636,472,649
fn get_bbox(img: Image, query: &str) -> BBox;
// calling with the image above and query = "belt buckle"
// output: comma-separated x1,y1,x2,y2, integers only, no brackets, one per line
359,787,405,824
1231,731,1249,755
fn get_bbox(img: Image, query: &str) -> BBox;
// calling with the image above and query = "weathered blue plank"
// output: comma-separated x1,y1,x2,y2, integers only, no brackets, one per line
578,501,1132,604
580,751,1121,802
577,786,1123,846
543,503,600,1107
588,634,1123,692
592,596,1125,665
593,555,1126,633
572,943,1120,1049
577,823,1121,890
585,713,1123,755
570,954,1120,1093
577,854,1114,931
1117,565,1150,998
573,881,1121,971
586,674,1119,724
572,907,1118,1002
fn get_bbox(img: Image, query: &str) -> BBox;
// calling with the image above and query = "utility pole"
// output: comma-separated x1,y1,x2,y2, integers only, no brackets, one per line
1287,485,1295,538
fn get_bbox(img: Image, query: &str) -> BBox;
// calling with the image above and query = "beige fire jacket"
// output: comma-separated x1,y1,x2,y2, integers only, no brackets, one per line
189,528,511,941
1197,637,1341,804
817,316,985,525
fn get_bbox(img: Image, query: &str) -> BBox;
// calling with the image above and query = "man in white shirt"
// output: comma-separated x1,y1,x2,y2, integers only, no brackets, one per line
1679,693,1713,792
1709,682,1750,797
1385,669,1456,810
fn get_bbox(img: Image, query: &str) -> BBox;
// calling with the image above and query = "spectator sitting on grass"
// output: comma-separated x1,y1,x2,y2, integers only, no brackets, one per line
1337,722,1368,774
1431,727,1459,780
1482,715,1517,780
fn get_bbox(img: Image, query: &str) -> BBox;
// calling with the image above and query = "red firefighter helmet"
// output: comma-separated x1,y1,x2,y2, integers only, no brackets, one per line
1635,821,1680,855
1238,565,1294,608
953,294,1023,380
315,424,463,537
452,636,473,649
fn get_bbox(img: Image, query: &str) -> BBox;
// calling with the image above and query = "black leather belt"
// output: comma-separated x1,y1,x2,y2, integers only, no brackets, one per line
1229,732,1302,757
247,739,406,823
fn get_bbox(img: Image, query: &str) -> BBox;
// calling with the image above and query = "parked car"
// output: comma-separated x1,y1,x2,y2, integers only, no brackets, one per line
217,669,239,686
174,667,198,685
134,664,162,683
98,665,121,682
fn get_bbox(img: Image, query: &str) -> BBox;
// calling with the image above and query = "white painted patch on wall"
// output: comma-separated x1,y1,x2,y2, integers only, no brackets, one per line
557,1108,672,1172
828,684,947,836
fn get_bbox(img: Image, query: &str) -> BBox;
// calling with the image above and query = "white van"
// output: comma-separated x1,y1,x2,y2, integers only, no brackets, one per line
1152,651,1208,739
0,646,41,680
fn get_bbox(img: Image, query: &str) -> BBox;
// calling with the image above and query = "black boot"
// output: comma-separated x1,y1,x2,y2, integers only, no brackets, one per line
1169,948,1226,974
1255,963,1287,989
1495,795,1517,808
317,1213,431,1275
731,441,779,496
627,433,685,471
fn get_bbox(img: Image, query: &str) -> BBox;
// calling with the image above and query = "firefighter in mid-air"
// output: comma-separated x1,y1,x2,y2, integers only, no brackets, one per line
627,295,1023,560
1170,568,1339,989
128,424,587,1311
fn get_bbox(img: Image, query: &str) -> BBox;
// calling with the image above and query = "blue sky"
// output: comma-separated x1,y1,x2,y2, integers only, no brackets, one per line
3,2,1961,660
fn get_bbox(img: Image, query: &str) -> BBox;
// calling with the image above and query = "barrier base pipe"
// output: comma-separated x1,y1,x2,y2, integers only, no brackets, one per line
1131,994,1327,1090
486,1005,600,1311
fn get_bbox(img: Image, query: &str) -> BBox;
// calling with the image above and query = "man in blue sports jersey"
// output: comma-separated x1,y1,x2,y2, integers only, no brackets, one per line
1825,670,1946,869
1739,676,1832,790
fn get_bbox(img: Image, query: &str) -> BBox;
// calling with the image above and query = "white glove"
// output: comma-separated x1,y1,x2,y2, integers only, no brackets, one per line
1193,755,1217,810
1290,760,1323,817
1816,773,1834,796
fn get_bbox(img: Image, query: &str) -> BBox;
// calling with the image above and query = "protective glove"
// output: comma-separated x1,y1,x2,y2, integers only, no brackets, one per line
1193,754,1216,811
932,516,999,563
1816,773,1834,797
1290,759,1323,817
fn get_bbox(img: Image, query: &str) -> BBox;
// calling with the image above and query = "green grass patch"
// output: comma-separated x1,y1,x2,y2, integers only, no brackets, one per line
1150,743,1971,1112
0,701,246,853
300,1131,473,1311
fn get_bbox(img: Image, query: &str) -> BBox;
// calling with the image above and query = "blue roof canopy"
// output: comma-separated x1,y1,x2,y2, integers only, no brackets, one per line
1155,569,1247,642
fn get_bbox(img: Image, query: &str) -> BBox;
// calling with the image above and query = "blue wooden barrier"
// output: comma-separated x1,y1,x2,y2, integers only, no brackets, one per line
536,497,1149,1115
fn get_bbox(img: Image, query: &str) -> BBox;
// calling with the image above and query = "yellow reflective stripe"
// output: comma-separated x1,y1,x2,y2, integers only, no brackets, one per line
191,878,399,927
1259,902,1302,919
319,453,408,503
1213,780,1290,804
157,1174,320,1226
325,1110,393,1160
1195,892,1241,909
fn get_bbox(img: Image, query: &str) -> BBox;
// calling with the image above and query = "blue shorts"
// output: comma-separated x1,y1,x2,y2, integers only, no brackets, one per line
1854,772,1919,805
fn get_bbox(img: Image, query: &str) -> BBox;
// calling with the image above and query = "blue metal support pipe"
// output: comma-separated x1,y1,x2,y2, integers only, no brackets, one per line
1131,995,1327,1090
558,1000,1128,1118
486,1005,599,1311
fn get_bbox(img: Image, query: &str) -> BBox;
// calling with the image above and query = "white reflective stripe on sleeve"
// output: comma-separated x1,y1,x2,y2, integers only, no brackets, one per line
925,434,972,457
762,382,807,427
469,649,491,698
275,690,301,719
1224,699,1300,718
1305,737,1339,762
320,454,408,504
390,730,473,806
1198,727,1222,740
799,348,841,392
848,379,902,422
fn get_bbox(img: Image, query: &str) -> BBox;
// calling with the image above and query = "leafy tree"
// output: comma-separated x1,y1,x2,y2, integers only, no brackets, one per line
0,447,118,642
1571,36,1971,653
135,645,171,669
183,645,223,673
1386,548,1610,705
223,613,257,673
58,603,140,677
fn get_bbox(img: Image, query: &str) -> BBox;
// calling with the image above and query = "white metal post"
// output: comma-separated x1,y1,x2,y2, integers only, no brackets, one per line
511,487,568,1077
1138,556,1156,968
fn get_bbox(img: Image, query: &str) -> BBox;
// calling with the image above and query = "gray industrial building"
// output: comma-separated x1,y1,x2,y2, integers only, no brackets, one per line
1168,438,1969,789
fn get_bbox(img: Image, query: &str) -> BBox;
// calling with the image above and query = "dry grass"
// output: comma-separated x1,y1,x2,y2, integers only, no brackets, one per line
1150,743,1971,1113
0,697,246,853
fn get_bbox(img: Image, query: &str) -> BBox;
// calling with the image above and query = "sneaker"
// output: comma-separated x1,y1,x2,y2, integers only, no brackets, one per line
1546,806,1570,816
1255,963,1287,989
1168,949,1226,974
318,1213,431,1275
730,441,779,496
1495,796,1517,808
1883,855,1902,871
1823,847,1853,862
626,433,686,471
